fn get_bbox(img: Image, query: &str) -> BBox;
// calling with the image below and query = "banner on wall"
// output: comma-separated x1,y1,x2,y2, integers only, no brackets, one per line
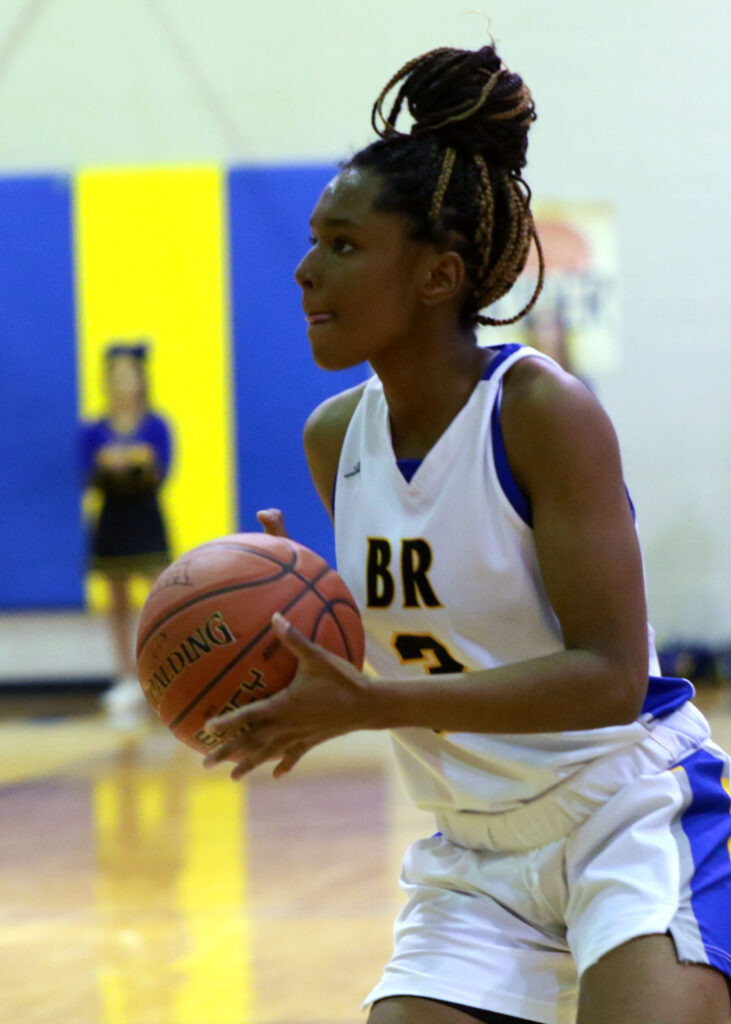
480,199,620,379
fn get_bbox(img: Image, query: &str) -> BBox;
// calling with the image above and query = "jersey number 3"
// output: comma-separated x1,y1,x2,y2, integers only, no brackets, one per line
392,633,466,675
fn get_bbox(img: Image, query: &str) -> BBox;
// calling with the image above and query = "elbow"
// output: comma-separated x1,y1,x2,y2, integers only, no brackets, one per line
606,660,647,725
572,648,647,727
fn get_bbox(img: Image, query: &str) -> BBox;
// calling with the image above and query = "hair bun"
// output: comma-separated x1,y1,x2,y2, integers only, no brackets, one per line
374,45,535,172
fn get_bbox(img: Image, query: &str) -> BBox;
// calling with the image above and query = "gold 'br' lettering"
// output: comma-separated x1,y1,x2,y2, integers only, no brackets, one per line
366,538,395,608
400,539,441,608
366,538,441,609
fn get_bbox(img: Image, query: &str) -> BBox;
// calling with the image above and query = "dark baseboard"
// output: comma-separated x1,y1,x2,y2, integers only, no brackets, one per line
0,677,114,696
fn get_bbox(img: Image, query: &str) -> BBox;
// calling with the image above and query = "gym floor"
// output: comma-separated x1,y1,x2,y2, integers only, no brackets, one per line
2,613,730,1024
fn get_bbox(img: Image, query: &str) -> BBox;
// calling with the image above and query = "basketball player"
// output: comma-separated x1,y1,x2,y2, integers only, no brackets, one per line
204,44,731,1024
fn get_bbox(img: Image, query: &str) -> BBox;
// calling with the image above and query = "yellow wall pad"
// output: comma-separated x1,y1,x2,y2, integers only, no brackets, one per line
74,165,237,611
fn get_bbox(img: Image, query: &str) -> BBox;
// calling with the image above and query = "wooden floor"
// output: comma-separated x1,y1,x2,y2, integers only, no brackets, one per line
2,685,730,1024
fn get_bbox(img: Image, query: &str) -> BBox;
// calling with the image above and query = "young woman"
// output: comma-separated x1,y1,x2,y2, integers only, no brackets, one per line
203,45,731,1024
82,343,172,721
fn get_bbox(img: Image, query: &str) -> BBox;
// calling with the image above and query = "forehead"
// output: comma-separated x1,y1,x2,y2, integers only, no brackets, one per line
310,168,383,225
108,355,141,376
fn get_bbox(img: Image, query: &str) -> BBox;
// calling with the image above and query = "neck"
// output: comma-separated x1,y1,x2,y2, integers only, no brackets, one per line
371,323,487,460
110,399,144,427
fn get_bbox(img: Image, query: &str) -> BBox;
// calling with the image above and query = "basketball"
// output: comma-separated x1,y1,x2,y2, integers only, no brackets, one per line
135,533,365,754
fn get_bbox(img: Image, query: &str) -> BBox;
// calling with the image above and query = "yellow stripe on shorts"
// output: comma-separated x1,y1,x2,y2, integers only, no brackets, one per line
74,165,237,609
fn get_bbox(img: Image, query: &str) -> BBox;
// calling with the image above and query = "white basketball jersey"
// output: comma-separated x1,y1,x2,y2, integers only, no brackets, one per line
334,344,691,814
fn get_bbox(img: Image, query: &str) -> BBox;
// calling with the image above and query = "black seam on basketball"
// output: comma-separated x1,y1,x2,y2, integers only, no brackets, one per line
167,562,332,730
309,597,360,662
194,541,297,565
138,572,290,651
139,542,316,651
302,567,361,662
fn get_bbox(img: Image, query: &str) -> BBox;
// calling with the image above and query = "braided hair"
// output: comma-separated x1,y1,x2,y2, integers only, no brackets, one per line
345,45,544,327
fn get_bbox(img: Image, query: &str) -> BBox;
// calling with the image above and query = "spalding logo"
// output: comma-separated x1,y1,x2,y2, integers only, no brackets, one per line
142,611,236,705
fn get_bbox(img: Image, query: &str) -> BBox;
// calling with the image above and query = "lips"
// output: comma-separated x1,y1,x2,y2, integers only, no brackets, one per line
305,312,334,325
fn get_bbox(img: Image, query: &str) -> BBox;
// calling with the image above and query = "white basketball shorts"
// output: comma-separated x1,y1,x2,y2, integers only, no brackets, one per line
364,703,731,1024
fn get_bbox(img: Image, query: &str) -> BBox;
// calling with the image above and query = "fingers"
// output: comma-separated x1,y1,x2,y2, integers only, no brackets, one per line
273,742,311,779
256,508,288,537
201,697,276,767
230,732,291,780
205,711,313,781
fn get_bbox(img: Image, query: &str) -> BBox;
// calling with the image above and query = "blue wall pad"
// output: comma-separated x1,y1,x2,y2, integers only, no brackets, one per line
0,175,83,607
227,165,368,567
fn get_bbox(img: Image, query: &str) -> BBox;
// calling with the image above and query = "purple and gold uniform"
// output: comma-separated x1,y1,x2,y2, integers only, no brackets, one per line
81,412,172,576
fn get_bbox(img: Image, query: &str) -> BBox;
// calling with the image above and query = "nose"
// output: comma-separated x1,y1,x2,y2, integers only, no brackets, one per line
294,247,316,290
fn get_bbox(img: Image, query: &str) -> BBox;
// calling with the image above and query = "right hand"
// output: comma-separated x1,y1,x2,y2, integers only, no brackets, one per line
256,508,289,537
96,443,130,471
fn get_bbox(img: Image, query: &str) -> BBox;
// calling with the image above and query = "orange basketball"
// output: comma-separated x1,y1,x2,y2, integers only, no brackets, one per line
136,533,365,754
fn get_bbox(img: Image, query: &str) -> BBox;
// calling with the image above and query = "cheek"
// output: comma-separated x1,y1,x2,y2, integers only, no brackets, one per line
348,264,416,322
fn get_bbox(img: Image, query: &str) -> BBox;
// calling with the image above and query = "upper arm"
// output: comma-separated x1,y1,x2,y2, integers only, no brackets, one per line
148,414,172,478
303,383,366,519
501,359,648,712
80,422,101,483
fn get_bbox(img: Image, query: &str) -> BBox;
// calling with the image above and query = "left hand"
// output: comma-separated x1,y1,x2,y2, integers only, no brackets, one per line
202,613,376,780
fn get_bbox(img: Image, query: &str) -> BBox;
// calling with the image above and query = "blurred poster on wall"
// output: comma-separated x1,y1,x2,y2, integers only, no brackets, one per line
480,199,620,379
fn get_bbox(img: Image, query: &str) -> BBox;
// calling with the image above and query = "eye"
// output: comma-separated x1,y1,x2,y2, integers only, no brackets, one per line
332,236,354,255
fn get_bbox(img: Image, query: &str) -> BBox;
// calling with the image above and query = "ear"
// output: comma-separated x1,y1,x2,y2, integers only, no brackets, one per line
420,250,466,307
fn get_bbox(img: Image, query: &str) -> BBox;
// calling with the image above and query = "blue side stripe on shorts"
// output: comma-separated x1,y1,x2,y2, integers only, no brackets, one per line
677,747,731,975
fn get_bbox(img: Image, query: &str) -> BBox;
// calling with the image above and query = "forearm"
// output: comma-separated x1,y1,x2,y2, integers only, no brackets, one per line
368,648,646,734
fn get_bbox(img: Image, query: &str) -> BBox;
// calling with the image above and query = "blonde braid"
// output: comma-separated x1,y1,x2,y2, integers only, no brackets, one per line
471,154,496,297
371,48,455,138
484,176,523,299
478,195,545,326
354,45,545,327
413,71,503,135
428,147,457,221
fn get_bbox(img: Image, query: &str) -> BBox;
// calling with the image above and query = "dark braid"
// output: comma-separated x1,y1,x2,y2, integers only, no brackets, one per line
347,45,544,327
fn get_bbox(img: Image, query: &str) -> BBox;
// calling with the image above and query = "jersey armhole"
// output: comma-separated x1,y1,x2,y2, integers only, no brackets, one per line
490,384,534,528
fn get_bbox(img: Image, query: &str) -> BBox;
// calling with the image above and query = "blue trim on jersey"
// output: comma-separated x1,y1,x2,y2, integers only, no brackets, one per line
486,344,534,526
392,344,524,488
490,395,533,527
486,345,637,530
642,675,695,718
397,458,421,483
625,486,636,523
676,747,731,977
482,343,523,381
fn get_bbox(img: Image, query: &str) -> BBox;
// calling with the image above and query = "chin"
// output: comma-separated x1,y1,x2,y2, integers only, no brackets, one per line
312,353,359,372
310,343,362,373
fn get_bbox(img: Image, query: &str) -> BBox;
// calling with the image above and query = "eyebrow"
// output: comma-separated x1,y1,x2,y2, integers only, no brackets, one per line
310,216,361,228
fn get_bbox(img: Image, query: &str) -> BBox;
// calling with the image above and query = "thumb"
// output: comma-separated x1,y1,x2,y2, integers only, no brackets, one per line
256,508,289,537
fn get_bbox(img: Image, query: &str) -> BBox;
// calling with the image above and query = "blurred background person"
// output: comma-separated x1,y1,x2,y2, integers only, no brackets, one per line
81,342,172,724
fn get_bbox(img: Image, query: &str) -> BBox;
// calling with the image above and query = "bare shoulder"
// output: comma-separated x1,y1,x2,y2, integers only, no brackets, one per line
502,354,596,412
303,381,367,514
500,356,623,495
